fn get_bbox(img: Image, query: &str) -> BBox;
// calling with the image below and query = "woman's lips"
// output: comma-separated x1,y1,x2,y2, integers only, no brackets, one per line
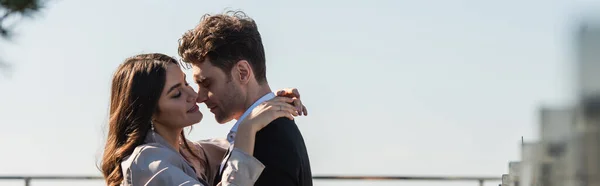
187,104,199,113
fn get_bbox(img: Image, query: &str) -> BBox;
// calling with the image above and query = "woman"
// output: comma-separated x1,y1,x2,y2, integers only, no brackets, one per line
100,53,307,186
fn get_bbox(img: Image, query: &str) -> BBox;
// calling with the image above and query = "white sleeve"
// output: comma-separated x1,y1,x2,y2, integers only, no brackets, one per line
216,148,265,186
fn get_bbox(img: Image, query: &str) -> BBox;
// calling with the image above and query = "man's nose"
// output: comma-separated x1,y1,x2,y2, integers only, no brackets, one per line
195,91,207,103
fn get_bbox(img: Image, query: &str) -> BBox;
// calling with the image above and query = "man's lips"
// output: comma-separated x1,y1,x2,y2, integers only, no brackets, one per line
207,105,217,112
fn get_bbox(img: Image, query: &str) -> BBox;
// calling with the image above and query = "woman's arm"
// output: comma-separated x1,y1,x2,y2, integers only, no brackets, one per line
215,147,266,186
215,97,306,186
233,97,298,155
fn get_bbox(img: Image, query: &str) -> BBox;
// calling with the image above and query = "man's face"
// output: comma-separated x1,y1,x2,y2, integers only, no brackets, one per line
193,59,245,124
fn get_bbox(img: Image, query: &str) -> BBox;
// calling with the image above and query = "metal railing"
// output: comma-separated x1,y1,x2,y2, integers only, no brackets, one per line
0,175,501,186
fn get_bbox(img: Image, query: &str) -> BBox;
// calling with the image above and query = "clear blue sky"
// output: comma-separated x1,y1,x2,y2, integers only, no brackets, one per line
1,0,599,185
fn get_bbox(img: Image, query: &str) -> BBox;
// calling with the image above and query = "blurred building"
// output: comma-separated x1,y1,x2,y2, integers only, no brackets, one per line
537,107,575,186
499,19,600,186
573,20,600,186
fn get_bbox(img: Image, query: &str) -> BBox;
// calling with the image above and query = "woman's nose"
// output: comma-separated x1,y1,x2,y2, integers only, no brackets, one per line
186,89,198,102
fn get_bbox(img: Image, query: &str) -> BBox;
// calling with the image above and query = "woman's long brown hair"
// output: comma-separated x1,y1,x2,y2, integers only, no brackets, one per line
100,53,204,186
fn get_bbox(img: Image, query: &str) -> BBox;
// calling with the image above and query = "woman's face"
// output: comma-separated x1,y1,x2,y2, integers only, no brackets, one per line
153,63,202,129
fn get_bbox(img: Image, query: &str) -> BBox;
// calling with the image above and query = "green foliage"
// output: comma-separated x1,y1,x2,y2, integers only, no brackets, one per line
0,0,45,76
0,0,44,38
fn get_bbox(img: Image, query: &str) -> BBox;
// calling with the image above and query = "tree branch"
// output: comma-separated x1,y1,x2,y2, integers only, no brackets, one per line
0,0,45,76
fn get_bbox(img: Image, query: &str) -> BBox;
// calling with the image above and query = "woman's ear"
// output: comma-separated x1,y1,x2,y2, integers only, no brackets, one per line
150,114,158,125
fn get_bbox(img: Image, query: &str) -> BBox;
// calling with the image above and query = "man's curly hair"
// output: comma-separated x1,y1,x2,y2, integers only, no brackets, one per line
178,10,267,83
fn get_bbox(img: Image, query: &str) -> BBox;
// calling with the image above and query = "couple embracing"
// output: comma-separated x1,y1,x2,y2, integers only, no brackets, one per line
100,11,312,186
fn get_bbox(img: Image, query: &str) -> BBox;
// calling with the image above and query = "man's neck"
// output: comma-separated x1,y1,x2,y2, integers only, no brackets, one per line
236,83,271,120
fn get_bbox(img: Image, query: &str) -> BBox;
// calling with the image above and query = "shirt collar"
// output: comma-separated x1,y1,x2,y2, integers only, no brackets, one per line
231,92,276,133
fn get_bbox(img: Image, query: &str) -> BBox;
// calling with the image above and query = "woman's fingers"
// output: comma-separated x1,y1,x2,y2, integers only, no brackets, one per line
266,104,295,120
279,109,295,120
270,96,294,103
292,88,300,98
269,97,299,115
302,105,308,116
269,96,307,116
292,98,303,115
276,88,301,98
274,89,306,115
268,101,298,116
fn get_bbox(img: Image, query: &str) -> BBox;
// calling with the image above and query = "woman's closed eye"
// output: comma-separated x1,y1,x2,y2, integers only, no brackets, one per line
172,82,192,98
173,91,182,98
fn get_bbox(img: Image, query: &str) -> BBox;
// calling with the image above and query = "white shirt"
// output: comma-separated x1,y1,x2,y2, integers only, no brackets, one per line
226,92,276,144
220,92,275,173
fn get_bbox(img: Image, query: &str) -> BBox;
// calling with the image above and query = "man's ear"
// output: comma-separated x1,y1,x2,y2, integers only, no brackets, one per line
233,60,252,84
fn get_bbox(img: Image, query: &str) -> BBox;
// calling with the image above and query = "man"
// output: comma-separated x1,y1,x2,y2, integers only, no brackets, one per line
178,10,313,186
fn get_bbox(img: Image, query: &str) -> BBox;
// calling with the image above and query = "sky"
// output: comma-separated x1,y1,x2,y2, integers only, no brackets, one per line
1,0,600,185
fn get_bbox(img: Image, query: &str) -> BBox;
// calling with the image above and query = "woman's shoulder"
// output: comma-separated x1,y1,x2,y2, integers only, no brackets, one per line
120,143,206,186
121,143,182,173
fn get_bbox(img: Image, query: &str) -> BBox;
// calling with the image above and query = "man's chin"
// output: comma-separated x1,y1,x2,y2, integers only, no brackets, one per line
215,116,234,124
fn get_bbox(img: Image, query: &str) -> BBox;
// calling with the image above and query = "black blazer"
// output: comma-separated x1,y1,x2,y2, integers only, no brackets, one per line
215,117,312,186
